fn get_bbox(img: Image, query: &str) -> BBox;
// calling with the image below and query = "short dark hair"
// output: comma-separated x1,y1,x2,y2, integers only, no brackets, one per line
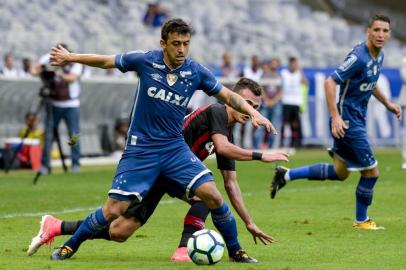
161,18,192,41
25,112,37,120
368,14,390,28
233,78,262,96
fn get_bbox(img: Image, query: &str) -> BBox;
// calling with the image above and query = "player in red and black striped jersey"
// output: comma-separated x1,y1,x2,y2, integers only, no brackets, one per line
28,78,288,262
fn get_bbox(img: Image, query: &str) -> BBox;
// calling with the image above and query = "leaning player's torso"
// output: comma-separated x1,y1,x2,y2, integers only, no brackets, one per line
183,104,232,161
339,43,383,127
128,51,200,147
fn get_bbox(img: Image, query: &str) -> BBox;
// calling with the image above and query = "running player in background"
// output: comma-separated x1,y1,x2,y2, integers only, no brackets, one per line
28,78,289,262
271,14,401,230
45,18,277,262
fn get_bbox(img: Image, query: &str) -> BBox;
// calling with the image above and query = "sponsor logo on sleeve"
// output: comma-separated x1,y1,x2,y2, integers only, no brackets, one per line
152,62,166,69
338,54,357,71
180,70,192,77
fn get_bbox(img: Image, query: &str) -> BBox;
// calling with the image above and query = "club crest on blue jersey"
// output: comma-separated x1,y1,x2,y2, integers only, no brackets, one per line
167,74,178,86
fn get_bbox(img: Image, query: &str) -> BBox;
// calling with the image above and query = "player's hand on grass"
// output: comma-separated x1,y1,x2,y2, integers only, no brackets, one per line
246,223,274,245
386,102,402,120
50,45,70,66
331,115,348,139
261,152,289,163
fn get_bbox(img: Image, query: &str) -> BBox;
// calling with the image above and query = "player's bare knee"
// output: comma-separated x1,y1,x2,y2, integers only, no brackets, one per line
109,230,130,242
203,190,223,209
361,167,379,178
103,200,129,221
336,171,350,181
194,181,224,209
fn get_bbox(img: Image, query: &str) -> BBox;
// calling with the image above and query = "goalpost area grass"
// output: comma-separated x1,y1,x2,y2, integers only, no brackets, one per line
1,149,405,270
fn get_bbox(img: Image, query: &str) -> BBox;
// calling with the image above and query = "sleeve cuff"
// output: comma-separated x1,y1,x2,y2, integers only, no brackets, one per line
115,54,127,73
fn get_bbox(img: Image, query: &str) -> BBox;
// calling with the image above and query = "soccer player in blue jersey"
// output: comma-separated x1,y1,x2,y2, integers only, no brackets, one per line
271,14,401,230
47,18,276,261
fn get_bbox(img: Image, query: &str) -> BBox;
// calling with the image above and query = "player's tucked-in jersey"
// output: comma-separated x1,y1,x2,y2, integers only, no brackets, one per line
115,50,222,148
183,103,235,171
331,42,384,128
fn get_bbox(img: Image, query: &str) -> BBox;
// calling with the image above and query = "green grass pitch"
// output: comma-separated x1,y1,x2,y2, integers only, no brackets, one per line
1,149,405,270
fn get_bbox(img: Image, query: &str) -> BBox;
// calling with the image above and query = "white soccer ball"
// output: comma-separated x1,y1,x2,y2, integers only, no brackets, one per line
187,229,225,265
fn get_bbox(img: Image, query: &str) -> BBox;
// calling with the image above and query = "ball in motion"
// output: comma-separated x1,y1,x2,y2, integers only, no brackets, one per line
187,229,225,265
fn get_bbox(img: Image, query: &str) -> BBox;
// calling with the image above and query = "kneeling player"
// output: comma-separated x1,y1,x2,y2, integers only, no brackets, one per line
28,78,289,262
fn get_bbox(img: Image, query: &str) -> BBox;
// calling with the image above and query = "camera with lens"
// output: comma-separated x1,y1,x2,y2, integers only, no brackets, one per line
39,64,71,101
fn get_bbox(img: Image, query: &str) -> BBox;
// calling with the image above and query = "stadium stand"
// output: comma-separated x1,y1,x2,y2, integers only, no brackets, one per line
0,0,405,69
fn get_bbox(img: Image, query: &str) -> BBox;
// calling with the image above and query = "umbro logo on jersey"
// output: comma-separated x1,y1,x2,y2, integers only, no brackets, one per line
180,70,192,77
167,74,178,86
147,87,190,107
151,73,162,82
152,62,166,69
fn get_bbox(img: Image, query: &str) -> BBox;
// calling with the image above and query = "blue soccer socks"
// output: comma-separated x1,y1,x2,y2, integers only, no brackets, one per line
288,163,340,181
355,176,378,222
210,203,240,255
64,208,108,251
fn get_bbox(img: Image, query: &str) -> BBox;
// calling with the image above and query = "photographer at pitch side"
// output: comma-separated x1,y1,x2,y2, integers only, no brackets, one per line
33,43,83,174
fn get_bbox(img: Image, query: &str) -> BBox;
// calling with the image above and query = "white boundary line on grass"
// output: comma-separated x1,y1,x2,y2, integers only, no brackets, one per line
0,199,178,219
1,180,393,219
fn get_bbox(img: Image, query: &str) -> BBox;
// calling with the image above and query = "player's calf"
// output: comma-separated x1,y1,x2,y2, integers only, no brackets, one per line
109,216,142,242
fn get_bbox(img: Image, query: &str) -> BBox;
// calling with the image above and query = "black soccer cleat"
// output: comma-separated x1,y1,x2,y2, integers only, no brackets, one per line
270,166,288,199
50,245,75,260
229,249,258,263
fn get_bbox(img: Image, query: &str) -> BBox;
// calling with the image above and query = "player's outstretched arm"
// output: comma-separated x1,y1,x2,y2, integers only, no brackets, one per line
50,45,116,69
373,86,402,119
212,134,288,162
215,87,277,134
221,170,273,245
325,76,347,139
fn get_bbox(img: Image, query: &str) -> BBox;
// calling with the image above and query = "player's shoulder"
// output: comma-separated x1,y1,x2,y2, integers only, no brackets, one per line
189,60,214,75
209,103,227,113
349,42,369,63
207,103,227,119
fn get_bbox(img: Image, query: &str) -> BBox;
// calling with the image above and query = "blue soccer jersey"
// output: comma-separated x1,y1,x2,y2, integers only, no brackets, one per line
115,50,222,148
109,50,223,201
329,41,384,171
331,42,384,130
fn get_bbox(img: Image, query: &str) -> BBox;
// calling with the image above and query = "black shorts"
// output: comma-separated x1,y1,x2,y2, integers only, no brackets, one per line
122,178,185,225
282,104,300,123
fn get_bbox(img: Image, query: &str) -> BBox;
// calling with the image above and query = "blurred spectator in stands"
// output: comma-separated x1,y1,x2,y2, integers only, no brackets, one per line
280,56,308,148
114,118,129,151
235,55,264,148
32,43,83,174
19,112,44,145
243,55,263,81
220,52,240,78
253,58,282,149
18,57,33,78
0,53,18,77
143,3,168,28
